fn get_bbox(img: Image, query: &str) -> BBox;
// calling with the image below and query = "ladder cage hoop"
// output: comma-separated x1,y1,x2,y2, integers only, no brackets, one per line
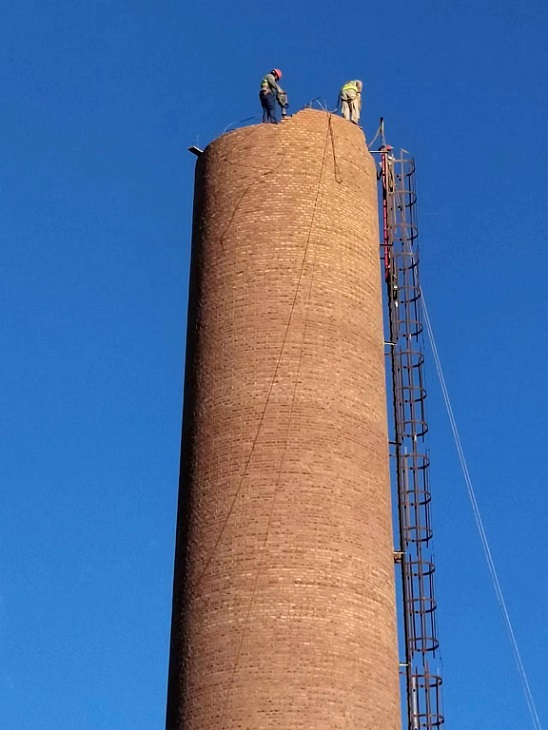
381,145,444,730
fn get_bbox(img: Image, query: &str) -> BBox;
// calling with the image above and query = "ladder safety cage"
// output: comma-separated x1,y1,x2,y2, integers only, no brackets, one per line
378,142,444,730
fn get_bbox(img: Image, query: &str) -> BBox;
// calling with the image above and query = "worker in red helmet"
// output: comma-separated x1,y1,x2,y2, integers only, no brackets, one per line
259,68,288,123
339,79,363,124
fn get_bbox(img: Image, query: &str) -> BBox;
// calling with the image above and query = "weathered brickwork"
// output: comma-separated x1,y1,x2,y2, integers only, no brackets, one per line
167,109,401,730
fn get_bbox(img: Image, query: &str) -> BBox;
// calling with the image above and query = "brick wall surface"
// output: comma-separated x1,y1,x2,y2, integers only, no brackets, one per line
167,109,401,730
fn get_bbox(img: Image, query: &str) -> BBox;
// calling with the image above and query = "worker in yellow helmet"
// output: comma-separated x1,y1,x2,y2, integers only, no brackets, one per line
339,80,363,124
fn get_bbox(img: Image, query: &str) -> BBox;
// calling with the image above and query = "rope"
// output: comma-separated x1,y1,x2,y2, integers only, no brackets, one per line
219,149,286,248
217,116,333,724
222,116,261,133
367,119,383,150
305,97,331,111
327,114,343,184
191,117,333,596
420,288,543,730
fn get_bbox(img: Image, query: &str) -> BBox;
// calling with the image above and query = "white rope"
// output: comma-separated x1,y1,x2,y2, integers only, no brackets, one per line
420,290,543,730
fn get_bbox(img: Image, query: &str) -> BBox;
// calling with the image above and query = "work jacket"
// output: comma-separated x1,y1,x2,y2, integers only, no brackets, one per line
260,73,282,95
341,80,361,95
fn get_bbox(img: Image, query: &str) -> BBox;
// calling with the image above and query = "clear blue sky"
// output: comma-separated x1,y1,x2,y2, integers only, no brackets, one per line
2,1,547,728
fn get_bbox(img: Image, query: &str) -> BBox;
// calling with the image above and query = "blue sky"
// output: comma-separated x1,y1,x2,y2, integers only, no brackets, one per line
1,1,547,728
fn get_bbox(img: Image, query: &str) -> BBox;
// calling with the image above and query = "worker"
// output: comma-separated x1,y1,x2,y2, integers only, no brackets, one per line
378,144,395,191
339,80,363,124
260,69,287,123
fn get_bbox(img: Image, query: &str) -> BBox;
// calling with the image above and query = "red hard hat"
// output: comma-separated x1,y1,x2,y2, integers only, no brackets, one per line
272,68,282,79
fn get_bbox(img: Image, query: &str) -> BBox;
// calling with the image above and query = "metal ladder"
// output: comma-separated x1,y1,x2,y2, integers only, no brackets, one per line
378,142,444,730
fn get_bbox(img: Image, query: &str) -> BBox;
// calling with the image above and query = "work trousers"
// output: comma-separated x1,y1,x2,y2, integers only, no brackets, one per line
341,90,361,123
259,90,277,123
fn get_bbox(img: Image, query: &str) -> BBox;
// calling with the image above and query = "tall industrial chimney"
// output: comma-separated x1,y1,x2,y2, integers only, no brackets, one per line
167,109,401,729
